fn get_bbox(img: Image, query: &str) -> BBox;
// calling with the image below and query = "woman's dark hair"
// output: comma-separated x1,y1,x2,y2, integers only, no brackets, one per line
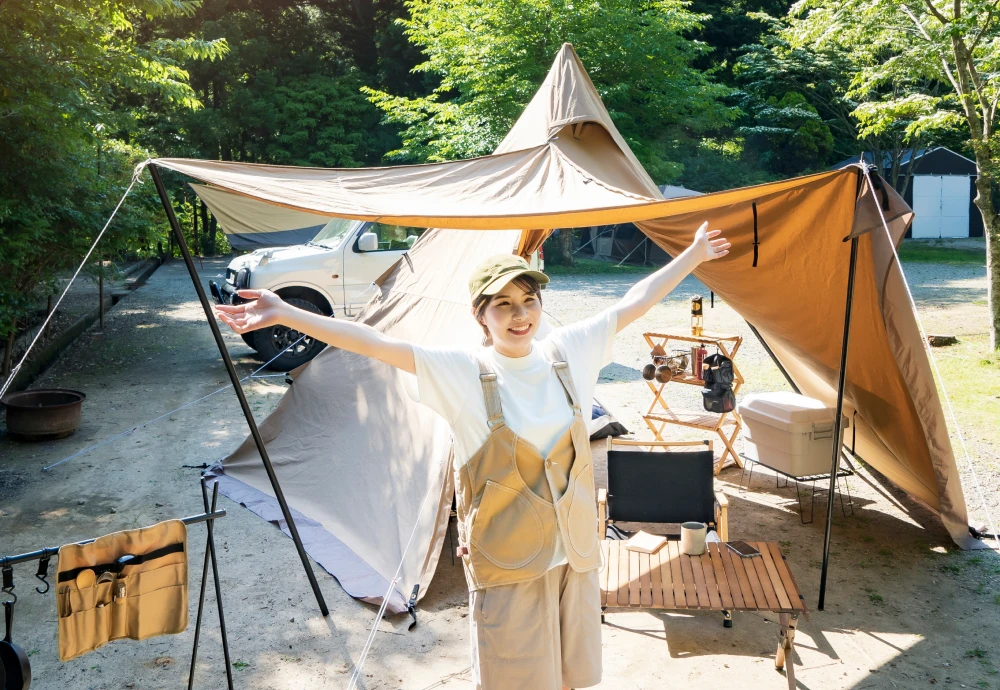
472,274,543,341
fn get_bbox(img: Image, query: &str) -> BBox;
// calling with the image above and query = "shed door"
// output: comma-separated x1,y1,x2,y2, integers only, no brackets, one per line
912,176,970,238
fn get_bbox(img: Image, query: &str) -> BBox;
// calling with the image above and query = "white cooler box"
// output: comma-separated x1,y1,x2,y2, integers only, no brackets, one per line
737,392,850,477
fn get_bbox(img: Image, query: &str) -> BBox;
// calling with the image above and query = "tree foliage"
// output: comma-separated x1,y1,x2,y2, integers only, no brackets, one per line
363,0,737,182
779,0,1000,348
0,0,226,343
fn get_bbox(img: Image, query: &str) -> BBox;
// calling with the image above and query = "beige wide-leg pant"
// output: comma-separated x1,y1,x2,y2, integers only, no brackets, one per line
468,565,602,689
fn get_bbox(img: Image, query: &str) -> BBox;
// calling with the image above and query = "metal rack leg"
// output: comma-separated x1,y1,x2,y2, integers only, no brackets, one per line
188,501,213,689
739,457,755,495
188,480,233,689
204,480,234,690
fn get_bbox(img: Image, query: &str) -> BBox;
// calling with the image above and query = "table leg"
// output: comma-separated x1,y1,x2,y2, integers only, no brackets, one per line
776,612,798,690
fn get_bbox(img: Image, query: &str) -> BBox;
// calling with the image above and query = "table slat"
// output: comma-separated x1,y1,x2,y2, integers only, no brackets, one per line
606,540,619,607
650,549,664,608
749,550,781,610
737,549,766,609
718,545,747,610
766,543,805,612
756,542,792,611
629,549,641,607
617,540,631,606
667,542,686,607
700,552,723,609
639,552,653,608
600,540,610,607
683,552,708,608
708,544,734,610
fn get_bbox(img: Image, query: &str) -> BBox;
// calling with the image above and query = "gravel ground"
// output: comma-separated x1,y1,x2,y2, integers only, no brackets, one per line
0,256,998,690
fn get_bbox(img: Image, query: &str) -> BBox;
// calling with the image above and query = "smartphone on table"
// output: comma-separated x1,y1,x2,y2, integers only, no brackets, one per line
726,541,761,558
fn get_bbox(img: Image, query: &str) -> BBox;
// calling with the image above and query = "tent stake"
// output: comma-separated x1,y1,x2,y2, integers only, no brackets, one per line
149,163,329,617
818,235,859,610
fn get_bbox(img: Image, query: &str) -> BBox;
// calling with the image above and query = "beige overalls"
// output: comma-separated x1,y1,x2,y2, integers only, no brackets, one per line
455,346,603,689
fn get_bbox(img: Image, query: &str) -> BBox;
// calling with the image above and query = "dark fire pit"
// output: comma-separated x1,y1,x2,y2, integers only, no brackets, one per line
2,388,86,441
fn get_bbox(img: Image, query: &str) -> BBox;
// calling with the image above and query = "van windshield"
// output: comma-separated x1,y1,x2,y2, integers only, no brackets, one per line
311,218,362,248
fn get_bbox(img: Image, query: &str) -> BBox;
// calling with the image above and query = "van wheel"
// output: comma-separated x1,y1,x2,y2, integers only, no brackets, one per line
254,298,329,371
241,333,257,349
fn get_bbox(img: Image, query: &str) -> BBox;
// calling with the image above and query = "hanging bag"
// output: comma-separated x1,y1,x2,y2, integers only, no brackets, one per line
56,519,188,662
701,352,736,413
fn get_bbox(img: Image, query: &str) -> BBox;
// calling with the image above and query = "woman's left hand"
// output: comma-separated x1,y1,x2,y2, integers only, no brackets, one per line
691,221,731,263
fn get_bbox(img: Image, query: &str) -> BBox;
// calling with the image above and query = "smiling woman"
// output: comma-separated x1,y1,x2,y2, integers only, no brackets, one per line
214,223,729,689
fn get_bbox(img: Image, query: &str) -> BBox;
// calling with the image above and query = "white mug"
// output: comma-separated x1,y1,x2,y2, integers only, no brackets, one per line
681,521,707,556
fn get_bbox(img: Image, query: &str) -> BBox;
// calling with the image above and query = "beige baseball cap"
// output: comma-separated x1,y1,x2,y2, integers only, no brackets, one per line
468,254,549,301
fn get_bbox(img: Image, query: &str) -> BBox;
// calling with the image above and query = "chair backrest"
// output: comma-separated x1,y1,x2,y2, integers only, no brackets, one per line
606,446,715,525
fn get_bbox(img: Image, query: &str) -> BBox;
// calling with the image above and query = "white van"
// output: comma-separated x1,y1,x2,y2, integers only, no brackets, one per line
210,220,542,370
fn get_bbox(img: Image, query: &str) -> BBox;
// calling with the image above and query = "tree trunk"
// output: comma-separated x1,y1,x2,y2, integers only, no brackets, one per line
209,214,218,257
3,328,14,377
972,161,1000,350
193,193,199,256
559,228,574,267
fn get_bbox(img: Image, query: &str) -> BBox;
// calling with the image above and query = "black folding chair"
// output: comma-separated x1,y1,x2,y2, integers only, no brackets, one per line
598,438,728,541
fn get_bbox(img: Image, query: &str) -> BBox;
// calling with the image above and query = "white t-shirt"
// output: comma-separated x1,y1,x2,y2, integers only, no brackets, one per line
409,309,617,568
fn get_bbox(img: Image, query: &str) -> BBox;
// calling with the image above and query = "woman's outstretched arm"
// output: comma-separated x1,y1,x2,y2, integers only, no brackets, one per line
215,290,416,374
612,222,730,333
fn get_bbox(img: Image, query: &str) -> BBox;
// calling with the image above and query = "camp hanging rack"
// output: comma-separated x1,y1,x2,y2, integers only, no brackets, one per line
0,479,235,690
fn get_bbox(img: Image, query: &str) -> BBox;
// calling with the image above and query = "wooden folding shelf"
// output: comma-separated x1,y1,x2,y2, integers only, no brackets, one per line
600,539,807,690
642,330,745,473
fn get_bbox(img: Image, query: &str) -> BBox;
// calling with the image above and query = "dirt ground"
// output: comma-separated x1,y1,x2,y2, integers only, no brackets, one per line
1,253,999,690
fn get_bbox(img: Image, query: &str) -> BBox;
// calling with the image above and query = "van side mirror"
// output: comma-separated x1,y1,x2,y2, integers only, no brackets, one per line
357,232,378,252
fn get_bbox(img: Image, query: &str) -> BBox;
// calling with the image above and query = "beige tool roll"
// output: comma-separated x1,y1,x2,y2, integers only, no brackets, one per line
56,519,188,661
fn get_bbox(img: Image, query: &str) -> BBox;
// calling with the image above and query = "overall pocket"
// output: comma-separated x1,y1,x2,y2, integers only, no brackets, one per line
470,481,543,569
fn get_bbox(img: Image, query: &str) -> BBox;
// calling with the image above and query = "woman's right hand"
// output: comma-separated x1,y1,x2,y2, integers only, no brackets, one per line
215,289,287,334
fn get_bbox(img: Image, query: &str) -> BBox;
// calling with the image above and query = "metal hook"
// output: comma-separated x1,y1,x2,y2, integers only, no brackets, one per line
35,556,51,594
1,564,16,604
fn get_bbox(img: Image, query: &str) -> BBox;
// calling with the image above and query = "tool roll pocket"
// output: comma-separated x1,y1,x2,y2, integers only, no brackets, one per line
57,519,188,661
57,578,116,661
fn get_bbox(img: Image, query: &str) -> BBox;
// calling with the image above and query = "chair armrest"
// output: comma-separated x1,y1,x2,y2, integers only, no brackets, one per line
597,488,607,537
714,490,729,543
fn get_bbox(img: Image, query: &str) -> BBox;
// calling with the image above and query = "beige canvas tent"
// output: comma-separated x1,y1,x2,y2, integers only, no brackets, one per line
151,43,977,613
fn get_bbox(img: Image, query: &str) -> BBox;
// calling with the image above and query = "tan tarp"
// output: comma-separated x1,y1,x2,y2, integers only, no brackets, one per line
178,43,975,612
189,183,337,250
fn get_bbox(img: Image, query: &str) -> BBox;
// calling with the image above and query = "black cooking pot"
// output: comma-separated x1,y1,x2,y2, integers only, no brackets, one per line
0,601,30,690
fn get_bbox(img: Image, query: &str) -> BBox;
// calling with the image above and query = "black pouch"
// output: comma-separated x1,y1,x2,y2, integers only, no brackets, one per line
702,385,736,413
702,353,735,386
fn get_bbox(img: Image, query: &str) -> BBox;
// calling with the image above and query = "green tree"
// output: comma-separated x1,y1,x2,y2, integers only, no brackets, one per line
362,0,736,183
737,91,836,174
782,0,1000,349
734,20,948,192
0,0,226,370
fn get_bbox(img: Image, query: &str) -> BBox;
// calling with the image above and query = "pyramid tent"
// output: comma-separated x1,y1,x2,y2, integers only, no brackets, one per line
152,44,977,612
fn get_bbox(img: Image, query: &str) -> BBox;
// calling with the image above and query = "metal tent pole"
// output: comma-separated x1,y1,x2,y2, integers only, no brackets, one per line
817,235,859,611
148,163,329,617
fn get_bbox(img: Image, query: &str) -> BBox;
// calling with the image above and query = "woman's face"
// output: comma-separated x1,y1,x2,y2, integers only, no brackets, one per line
480,280,542,357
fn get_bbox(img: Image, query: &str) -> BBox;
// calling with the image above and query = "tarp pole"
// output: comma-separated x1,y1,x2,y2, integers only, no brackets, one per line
818,235,859,610
745,322,801,395
149,163,330,617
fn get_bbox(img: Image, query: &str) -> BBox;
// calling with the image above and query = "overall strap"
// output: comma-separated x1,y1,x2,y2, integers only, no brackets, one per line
545,343,582,415
477,358,505,430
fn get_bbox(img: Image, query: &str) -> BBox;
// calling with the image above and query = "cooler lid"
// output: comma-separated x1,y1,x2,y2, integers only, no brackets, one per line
738,391,842,425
